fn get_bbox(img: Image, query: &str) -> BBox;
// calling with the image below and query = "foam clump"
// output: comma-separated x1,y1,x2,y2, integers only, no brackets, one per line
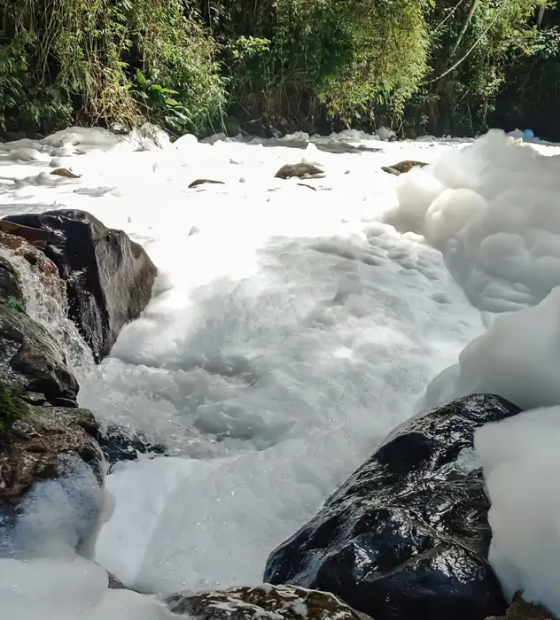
390,129,560,313
0,458,107,559
425,286,560,410
0,556,173,620
42,126,120,148
474,406,560,616
0,467,174,620
424,187,487,247
7,147,46,162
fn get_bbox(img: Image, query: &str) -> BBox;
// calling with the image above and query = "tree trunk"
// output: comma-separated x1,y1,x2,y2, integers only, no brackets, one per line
451,0,480,57
536,4,546,29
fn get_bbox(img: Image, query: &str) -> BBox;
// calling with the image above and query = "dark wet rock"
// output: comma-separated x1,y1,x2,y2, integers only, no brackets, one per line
188,179,225,189
3,209,157,362
9,336,78,406
108,571,128,589
3,130,27,142
166,584,373,620
485,595,556,620
264,394,524,620
223,116,242,137
98,424,166,466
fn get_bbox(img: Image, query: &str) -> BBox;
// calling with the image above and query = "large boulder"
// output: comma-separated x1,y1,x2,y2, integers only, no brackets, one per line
3,209,157,361
166,584,373,620
264,394,523,620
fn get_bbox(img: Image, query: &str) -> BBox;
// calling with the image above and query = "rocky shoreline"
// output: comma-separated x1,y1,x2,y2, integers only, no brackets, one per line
0,209,553,619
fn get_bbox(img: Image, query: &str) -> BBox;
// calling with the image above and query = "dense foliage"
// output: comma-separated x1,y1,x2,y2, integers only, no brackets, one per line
0,0,556,139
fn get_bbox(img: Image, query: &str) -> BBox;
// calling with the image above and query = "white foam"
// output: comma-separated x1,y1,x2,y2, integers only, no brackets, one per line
0,457,106,560
0,556,173,620
0,460,174,620
475,407,560,616
390,128,560,313
425,287,560,411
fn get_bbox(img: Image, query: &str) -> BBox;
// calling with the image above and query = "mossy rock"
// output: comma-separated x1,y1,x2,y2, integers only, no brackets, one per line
0,380,28,432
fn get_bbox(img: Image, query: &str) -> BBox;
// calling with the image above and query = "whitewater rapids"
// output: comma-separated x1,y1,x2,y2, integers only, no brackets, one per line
1,126,560,617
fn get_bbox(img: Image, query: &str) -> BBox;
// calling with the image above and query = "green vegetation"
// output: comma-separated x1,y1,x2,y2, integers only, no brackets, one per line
0,0,224,136
0,0,556,139
0,380,27,431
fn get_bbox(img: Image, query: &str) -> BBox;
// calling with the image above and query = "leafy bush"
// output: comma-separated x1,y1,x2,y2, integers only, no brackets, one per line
126,0,226,136
194,0,432,131
0,0,225,136
405,0,545,136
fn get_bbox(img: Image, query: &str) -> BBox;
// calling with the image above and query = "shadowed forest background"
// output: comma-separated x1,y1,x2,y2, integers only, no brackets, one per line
0,0,557,140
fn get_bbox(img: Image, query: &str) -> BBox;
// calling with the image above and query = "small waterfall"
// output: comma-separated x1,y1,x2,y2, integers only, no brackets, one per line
0,246,94,372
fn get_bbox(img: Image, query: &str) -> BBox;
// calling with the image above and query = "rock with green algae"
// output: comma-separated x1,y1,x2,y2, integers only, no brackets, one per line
0,380,26,431
0,384,102,507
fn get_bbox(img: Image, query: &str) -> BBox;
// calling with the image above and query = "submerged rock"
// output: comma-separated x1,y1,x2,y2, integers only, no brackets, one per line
166,584,373,620
108,571,128,590
275,163,324,179
264,394,523,620
188,178,225,189
381,160,427,176
3,209,157,361
98,424,166,466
